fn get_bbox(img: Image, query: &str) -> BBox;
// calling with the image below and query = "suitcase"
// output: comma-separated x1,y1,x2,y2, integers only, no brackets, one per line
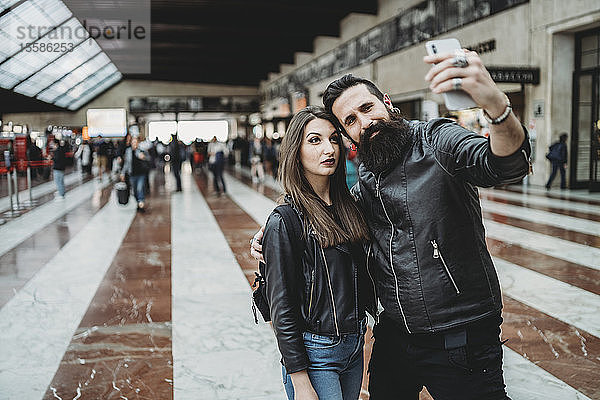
115,182,129,205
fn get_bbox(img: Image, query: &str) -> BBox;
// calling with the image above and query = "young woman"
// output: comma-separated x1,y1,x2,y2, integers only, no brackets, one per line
262,106,375,400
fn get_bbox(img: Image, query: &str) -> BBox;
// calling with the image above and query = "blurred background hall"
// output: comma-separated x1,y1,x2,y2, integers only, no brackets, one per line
0,0,599,399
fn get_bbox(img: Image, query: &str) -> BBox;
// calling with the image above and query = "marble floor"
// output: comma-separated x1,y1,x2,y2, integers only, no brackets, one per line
0,164,598,399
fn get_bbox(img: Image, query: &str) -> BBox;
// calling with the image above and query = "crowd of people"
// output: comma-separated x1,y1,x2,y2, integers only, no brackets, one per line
31,132,294,206
14,123,364,207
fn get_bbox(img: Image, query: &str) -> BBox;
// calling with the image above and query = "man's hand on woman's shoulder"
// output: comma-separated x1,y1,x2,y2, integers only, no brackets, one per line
250,225,265,263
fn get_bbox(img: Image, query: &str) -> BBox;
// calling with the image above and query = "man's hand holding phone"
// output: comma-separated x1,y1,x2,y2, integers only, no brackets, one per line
424,39,505,115
424,38,526,157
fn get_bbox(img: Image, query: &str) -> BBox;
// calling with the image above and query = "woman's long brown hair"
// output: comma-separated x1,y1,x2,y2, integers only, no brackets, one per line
278,106,370,247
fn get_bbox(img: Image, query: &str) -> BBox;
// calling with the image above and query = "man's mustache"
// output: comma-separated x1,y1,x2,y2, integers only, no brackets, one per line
362,122,385,142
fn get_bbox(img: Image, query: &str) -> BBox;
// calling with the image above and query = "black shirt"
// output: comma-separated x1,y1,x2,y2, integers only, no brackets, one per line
52,145,67,171
323,204,366,330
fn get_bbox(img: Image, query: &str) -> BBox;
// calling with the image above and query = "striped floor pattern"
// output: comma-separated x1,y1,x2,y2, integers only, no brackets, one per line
0,165,597,399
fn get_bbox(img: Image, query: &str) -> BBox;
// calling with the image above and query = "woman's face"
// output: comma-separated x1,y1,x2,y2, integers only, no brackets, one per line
131,137,139,149
300,118,340,180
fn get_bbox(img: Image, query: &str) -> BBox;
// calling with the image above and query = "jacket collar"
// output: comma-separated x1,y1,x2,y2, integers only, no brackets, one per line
283,194,319,237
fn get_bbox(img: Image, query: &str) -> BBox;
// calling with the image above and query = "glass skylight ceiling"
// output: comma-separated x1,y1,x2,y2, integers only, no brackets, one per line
0,0,21,14
0,0,122,110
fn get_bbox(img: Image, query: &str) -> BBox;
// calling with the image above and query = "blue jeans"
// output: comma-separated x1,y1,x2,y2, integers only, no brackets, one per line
211,162,226,193
546,161,566,189
53,169,65,197
129,174,146,203
282,320,366,400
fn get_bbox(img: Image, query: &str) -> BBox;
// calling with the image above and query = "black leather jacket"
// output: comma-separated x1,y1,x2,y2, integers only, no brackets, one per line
263,203,376,374
352,118,531,334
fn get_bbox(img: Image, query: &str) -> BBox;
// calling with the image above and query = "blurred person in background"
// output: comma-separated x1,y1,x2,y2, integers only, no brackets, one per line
545,133,568,190
192,141,204,172
155,139,167,170
117,133,132,195
344,143,359,189
169,135,184,192
117,133,132,164
26,135,43,179
75,139,93,177
51,138,67,200
208,136,228,194
107,139,116,178
95,135,109,180
272,138,281,177
250,137,265,183
138,135,155,194
121,137,150,212
232,136,243,167
264,138,276,177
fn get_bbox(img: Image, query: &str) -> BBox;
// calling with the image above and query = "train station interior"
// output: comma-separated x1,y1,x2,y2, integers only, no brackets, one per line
1,0,599,399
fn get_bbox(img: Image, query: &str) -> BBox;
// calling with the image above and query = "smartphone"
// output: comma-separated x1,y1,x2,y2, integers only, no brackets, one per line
425,38,478,111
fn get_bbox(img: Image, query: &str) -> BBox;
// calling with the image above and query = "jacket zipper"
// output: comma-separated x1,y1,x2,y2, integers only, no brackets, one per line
431,240,460,294
365,244,379,324
376,175,411,333
522,149,533,175
308,268,315,317
320,246,340,336
353,248,360,331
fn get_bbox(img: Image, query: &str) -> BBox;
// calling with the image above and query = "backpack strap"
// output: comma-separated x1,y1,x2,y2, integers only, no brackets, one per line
253,204,304,324
273,204,305,262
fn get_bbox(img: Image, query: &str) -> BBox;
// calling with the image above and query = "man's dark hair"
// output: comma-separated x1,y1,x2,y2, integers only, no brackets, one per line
559,133,568,142
322,74,385,116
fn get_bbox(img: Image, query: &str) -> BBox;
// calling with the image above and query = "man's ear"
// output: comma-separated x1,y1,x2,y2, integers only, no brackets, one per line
383,93,393,109
383,93,402,116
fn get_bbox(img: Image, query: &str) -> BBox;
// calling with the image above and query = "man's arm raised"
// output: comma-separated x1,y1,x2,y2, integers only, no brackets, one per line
424,49,525,157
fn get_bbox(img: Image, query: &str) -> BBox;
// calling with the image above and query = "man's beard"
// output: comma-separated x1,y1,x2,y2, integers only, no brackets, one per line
357,114,411,174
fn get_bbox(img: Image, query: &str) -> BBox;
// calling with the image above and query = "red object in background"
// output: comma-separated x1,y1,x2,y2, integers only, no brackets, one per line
193,152,204,164
0,138,10,156
45,134,54,157
347,145,357,161
14,135,27,171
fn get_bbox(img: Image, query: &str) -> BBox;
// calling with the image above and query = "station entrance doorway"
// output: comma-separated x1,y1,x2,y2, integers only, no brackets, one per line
572,28,600,191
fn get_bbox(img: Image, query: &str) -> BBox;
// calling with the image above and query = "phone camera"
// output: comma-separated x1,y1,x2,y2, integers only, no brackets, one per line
431,44,437,54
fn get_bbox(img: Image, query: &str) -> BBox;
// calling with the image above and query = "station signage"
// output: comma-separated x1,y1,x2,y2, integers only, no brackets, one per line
128,96,259,113
465,39,496,55
263,0,529,101
488,67,540,85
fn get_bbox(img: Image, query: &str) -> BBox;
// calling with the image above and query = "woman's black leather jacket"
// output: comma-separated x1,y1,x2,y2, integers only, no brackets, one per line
262,202,376,374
